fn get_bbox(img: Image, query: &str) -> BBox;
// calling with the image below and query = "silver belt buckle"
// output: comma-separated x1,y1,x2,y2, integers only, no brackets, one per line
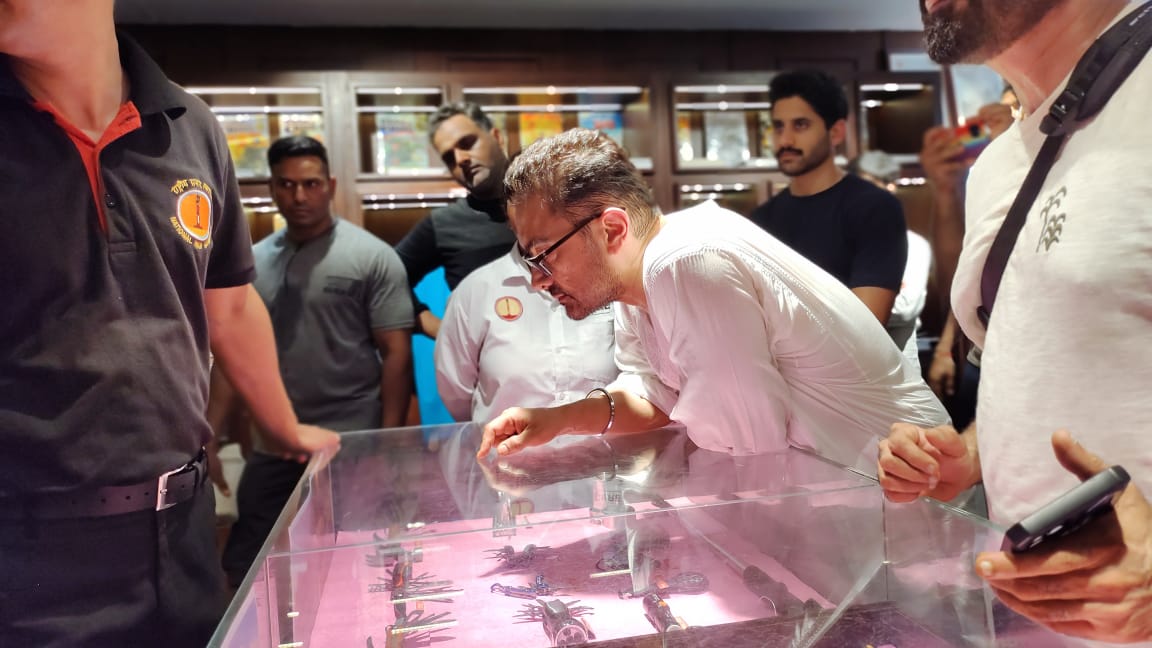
155,465,188,511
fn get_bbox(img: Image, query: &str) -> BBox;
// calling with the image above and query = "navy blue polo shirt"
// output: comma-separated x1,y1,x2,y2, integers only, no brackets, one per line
0,34,255,494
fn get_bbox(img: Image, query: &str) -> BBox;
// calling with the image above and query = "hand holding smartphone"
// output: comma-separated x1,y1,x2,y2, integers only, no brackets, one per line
953,119,992,162
1002,465,1130,553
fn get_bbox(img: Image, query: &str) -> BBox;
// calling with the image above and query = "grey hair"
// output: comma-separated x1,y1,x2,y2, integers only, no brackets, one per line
504,128,660,238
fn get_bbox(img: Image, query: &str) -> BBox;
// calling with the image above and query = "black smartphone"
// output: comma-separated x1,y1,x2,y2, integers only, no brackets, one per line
1002,465,1130,553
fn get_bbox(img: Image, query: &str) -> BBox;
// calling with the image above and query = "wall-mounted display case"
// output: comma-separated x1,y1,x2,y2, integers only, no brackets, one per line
187,86,327,181
676,180,767,216
355,86,446,179
209,423,1063,648
360,186,465,246
672,83,774,171
239,196,284,244
180,69,949,272
461,85,653,171
856,74,940,165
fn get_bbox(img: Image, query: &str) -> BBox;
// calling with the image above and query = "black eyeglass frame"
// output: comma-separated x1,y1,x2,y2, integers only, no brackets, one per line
517,210,603,277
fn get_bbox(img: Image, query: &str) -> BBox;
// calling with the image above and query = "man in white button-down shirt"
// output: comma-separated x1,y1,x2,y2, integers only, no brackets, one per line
478,128,947,473
435,248,620,423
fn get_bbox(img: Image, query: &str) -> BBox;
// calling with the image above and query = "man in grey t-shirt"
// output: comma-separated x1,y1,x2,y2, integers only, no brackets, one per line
219,136,414,587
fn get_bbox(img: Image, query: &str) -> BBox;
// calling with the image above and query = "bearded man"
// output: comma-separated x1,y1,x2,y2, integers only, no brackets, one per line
749,69,908,327
877,1,1152,642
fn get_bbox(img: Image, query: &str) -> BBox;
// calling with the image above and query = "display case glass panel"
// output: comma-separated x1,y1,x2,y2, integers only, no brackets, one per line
355,87,446,178
673,84,774,171
187,86,326,180
461,85,652,170
210,424,1064,648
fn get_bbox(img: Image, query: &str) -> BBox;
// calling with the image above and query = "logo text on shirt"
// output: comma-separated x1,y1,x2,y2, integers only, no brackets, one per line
169,178,214,250
323,276,363,298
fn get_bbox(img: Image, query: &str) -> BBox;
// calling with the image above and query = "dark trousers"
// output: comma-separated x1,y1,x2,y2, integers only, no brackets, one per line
0,484,223,648
949,360,981,431
220,452,306,588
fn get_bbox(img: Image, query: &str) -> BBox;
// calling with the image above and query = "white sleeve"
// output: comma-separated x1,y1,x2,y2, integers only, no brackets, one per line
434,283,484,422
607,306,677,417
648,249,792,453
890,231,931,325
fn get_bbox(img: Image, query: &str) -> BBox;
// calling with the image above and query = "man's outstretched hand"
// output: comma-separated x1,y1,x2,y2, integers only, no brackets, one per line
477,407,564,459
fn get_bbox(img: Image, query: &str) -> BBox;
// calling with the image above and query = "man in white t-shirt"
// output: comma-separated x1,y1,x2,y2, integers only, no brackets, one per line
435,248,619,423
476,128,947,474
877,0,1152,642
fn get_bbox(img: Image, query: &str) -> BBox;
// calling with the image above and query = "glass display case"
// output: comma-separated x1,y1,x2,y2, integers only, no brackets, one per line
672,84,774,171
355,86,447,178
210,424,1066,648
461,85,652,170
186,86,327,180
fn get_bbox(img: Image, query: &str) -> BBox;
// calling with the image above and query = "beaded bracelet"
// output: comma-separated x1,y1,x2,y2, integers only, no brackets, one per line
585,387,615,437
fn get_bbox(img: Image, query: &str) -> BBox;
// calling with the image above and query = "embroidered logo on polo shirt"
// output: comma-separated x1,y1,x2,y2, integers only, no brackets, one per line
494,296,523,321
169,178,213,250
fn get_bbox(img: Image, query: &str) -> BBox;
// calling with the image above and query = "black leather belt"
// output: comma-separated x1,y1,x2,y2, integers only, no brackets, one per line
0,449,207,520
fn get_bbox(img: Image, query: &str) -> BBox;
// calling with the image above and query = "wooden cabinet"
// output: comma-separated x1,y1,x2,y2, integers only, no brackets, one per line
187,68,944,244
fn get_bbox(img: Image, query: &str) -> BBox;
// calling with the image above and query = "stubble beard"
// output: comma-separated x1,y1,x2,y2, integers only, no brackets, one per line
923,0,1063,65
562,256,621,321
470,155,509,201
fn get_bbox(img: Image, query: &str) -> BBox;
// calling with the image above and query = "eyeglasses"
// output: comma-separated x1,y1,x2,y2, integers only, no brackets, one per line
517,211,603,277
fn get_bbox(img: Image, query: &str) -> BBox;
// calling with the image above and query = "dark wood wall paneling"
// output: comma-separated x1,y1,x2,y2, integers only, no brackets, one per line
124,25,924,82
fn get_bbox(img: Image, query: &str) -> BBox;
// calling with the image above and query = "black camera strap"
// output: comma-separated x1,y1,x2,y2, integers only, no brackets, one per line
976,0,1152,326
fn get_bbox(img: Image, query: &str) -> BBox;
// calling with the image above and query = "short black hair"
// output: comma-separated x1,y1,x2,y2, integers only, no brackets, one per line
267,135,329,174
428,101,493,144
768,69,848,129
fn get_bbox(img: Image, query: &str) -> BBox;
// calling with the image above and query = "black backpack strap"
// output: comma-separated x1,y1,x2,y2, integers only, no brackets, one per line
976,0,1152,327
975,134,1065,326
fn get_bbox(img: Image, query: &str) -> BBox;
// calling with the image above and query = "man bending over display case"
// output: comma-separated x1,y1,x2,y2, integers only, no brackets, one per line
476,129,947,471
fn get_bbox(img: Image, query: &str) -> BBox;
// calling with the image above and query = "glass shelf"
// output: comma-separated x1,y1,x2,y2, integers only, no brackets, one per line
674,84,775,171
360,188,464,246
355,86,447,178
462,85,652,170
186,86,326,180
239,196,284,244
677,182,763,216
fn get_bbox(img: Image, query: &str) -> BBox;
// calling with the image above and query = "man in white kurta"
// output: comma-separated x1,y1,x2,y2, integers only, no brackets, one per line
435,248,619,423
608,201,947,470
478,128,947,475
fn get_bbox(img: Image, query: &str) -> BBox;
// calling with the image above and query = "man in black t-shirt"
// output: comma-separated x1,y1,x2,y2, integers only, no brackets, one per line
749,70,907,325
395,102,517,338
